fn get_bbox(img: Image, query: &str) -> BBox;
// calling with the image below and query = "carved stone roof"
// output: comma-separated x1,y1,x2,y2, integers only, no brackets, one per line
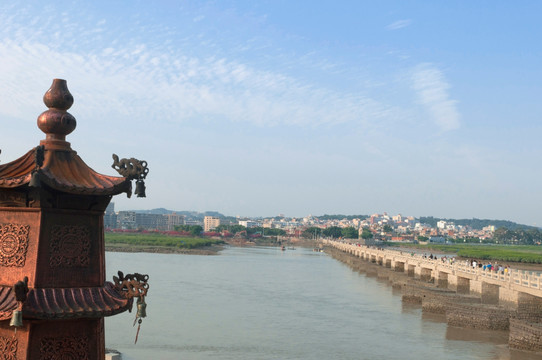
0,147,130,196
0,282,132,320
0,79,131,196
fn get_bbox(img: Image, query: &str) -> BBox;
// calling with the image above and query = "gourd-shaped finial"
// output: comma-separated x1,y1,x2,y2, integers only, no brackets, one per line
37,79,76,144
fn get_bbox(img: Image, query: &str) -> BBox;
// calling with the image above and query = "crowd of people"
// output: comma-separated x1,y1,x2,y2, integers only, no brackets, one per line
467,259,509,274
421,253,510,274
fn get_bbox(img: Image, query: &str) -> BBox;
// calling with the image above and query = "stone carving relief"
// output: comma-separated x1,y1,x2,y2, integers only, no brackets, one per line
50,225,90,268
0,223,30,267
40,336,89,360
0,336,17,360
0,192,25,207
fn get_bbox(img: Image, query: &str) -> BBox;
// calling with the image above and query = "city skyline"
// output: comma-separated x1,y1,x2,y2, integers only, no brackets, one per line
0,2,541,225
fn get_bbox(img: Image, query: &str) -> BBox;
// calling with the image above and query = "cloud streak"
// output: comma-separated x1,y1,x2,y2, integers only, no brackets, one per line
411,64,460,132
386,19,412,30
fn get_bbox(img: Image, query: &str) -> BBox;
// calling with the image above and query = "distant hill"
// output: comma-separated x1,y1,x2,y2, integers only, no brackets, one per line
132,208,172,215
129,208,227,221
418,216,535,230
317,214,369,220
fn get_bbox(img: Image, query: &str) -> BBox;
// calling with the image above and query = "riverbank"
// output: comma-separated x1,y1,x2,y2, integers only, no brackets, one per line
105,243,225,255
105,237,318,255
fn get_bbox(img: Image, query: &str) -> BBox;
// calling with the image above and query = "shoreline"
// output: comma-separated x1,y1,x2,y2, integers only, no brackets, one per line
105,243,225,255
105,238,318,256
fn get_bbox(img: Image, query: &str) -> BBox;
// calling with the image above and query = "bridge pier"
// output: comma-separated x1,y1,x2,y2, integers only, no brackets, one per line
509,319,542,352
516,292,542,322
446,303,512,330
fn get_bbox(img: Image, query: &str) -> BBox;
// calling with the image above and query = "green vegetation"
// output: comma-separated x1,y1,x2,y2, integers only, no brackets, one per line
492,227,542,245
341,227,358,239
302,227,323,239
174,225,204,236
418,216,535,231
360,227,373,240
323,226,343,238
105,232,224,249
383,224,393,233
248,226,286,236
389,243,542,263
215,224,246,234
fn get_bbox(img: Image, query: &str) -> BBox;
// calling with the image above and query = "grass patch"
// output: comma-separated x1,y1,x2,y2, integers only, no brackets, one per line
105,232,225,249
387,243,542,263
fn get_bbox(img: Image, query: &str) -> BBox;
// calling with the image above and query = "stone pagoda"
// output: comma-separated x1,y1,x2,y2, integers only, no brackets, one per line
0,79,148,359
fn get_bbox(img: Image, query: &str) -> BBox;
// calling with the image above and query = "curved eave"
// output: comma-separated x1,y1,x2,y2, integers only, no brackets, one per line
0,149,34,188
0,147,130,196
0,282,133,321
0,287,17,321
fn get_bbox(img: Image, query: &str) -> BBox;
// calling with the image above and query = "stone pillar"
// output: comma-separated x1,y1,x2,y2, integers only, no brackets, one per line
446,303,511,330
509,319,542,352
448,274,458,291
516,292,542,322
436,271,448,288
469,279,482,296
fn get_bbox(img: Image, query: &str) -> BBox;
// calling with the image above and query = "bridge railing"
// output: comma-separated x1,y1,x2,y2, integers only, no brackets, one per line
324,240,542,290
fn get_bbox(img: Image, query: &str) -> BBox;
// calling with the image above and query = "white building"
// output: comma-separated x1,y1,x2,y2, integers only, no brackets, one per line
204,216,221,232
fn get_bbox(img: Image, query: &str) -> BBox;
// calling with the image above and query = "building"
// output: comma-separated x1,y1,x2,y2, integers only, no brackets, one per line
204,216,221,232
239,220,261,228
104,202,117,229
135,213,167,230
165,212,184,231
117,211,136,230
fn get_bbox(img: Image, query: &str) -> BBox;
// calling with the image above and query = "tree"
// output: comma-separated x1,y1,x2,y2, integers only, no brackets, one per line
302,227,322,239
417,235,428,242
383,224,393,233
341,227,358,239
360,227,373,240
189,225,203,237
323,226,343,239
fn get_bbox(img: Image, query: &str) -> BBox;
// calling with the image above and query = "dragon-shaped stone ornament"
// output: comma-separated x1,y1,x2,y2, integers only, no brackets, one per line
111,154,149,197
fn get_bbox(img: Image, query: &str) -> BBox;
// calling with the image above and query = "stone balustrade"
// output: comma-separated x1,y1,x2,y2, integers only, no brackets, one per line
323,239,542,303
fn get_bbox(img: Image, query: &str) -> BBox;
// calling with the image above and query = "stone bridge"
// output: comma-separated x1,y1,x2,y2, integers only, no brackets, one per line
324,240,542,307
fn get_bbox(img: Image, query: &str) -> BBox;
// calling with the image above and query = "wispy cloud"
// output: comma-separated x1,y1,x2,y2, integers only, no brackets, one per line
411,64,460,132
386,19,412,31
0,5,395,135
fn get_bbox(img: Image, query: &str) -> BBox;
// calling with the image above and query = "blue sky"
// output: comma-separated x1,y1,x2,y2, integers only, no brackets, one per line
0,1,541,225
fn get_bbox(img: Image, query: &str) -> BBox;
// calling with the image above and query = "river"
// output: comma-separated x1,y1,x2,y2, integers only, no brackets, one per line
105,246,542,360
